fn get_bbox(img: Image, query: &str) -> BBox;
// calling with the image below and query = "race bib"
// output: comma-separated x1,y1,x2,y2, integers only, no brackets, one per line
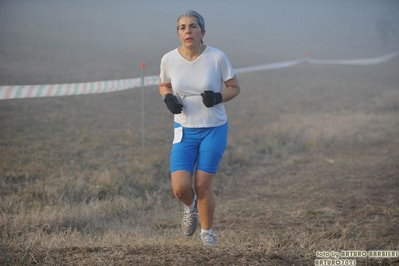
173,127,183,144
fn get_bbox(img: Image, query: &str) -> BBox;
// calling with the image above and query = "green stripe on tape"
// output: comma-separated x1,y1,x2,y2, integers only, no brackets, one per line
15,86,24,98
89,82,95,94
35,85,46,97
55,84,63,96
72,83,80,95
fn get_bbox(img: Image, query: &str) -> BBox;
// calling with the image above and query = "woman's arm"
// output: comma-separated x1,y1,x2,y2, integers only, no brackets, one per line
221,76,240,102
159,78,173,98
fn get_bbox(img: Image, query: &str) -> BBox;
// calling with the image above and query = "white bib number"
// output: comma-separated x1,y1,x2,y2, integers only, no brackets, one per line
173,127,183,144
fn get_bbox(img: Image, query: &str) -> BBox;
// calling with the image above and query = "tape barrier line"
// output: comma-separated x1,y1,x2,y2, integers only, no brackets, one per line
308,50,399,65
235,59,304,74
0,76,159,100
1,51,398,100
234,50,399,74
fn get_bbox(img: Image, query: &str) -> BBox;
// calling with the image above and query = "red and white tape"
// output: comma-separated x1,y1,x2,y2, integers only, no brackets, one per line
0,76,159,100
1,51,398,100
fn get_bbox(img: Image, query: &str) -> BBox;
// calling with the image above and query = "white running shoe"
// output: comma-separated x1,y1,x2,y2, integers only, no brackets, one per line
181,198,198,236
201,232,217,246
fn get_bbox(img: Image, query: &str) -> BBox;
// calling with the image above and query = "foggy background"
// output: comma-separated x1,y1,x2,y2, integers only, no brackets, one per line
0,0,398,86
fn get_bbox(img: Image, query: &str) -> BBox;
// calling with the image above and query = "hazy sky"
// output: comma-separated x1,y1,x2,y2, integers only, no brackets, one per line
0,0,398,84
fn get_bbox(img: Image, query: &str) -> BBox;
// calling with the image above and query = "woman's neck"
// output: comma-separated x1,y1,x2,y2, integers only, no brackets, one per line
179,44,205,61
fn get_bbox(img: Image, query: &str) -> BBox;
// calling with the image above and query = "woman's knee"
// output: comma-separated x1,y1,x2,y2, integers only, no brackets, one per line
172,185,191,199
171,170,192,199
195,171,214,198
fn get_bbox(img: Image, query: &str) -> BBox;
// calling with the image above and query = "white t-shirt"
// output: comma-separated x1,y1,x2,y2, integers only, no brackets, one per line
160,46,235,128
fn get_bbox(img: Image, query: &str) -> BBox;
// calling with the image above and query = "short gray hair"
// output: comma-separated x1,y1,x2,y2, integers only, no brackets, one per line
177,10,205,33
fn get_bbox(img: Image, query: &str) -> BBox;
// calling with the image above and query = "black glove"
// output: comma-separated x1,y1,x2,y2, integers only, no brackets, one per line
163,93,183,114
201,90,223,108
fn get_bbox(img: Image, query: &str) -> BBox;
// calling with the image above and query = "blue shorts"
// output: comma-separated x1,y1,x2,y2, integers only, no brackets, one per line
170,122,228,174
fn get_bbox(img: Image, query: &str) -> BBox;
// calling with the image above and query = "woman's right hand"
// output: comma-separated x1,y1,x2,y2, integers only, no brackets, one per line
163,93,183,114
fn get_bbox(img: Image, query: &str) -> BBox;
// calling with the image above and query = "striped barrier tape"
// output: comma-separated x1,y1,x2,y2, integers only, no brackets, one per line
307,50,399,65
234,59,304,74
0,76,159,100
234,50,399,73
1,51,398,100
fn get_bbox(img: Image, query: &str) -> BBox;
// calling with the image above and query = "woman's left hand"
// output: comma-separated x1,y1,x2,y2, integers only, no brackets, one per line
201,91,222,107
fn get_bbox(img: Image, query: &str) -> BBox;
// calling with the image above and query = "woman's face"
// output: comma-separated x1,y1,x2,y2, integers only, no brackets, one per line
177,16,205,48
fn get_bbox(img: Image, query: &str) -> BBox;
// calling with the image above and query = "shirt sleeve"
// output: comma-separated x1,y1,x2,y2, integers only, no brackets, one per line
159,56,171,83
219,53,235,82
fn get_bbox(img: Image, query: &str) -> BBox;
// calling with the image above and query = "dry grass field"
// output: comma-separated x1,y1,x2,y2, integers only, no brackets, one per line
1,1,399,265
1,57,399,265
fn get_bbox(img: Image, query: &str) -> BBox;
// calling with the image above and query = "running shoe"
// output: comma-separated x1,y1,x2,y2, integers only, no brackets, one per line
201,232,217,246
181,198,198,236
